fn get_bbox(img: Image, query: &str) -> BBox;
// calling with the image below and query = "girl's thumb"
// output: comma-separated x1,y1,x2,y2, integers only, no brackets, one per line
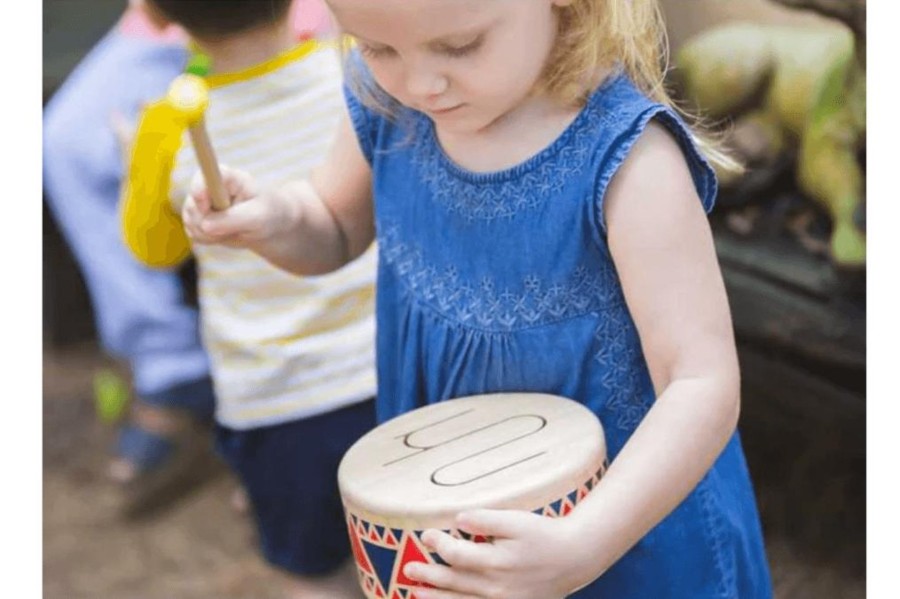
189,169,213,214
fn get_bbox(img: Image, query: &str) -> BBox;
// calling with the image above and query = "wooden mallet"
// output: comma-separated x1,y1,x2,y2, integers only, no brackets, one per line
121,53,230,267
167,55,230,210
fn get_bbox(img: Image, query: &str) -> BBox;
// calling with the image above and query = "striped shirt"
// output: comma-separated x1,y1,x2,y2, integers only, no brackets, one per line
170,41,377,429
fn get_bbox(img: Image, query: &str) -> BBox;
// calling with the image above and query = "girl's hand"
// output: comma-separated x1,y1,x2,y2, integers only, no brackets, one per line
404,509,596,599
182,165,292,251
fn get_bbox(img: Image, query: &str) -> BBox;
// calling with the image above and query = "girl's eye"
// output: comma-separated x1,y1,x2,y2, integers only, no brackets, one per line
359,43,397,59
441,35,484,58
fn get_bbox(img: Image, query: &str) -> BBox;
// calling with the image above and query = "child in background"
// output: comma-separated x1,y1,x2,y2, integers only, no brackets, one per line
123,1,376,596
184,0,773,597
43,0,212,514
43,0,340,516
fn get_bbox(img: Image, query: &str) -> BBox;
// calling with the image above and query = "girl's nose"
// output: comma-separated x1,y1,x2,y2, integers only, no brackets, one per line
405,64,449,100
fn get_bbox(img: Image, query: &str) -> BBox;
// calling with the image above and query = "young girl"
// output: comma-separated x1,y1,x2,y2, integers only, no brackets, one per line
183,0,773,597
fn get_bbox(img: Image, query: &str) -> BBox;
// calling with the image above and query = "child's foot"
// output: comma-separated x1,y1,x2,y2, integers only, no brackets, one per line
230,484,250,515
110,400,216,518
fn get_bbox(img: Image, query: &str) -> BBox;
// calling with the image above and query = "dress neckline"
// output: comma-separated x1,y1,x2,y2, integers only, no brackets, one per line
422,72,624,185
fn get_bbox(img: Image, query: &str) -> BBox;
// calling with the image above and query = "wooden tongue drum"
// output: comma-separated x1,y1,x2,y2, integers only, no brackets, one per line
338,393,607,599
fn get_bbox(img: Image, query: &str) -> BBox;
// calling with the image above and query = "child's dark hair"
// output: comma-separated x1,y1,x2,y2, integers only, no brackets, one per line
149,0,293,38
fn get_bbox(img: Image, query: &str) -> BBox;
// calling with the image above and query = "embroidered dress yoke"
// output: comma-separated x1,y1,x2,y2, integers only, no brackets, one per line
344,68,773,598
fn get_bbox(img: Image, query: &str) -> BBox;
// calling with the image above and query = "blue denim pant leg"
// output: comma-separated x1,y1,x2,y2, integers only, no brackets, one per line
215,399,377,576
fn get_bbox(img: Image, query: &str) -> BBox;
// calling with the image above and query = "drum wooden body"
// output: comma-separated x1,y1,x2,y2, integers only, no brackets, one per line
338,393,607,599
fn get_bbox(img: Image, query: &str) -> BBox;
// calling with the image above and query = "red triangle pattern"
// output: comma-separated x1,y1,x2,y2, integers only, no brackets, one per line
349,519,375,575
394,535,434,587
347,466,609,597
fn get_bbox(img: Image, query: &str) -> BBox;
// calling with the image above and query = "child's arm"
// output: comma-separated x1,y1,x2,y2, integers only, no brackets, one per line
404,122,741,599
182,108,375,275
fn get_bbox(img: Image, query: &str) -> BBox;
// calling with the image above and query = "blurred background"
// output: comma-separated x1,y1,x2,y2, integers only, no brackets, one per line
43,0,865,597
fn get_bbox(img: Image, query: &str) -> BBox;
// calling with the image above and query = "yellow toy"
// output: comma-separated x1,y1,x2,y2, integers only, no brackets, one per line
675,0,866,268
120,55,230,268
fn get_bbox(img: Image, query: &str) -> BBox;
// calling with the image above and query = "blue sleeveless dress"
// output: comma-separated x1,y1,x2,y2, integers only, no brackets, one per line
344,70,773,598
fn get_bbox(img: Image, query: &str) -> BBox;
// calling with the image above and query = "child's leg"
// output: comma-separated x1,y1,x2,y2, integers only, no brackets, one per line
43,29,217,514
214,399,376,598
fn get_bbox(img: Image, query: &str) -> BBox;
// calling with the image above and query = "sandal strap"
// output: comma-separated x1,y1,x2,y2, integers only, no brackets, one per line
139,376,216,422
129,402,197,436
116,424,175,475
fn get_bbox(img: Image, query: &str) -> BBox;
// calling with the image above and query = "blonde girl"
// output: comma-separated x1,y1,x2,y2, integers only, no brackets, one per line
183,1,773,597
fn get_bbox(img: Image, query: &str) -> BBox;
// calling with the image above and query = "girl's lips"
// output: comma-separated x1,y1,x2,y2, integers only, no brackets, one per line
428,104,463,115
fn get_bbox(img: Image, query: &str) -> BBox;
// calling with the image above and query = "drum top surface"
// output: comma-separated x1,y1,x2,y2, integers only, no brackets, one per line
338,393,606,523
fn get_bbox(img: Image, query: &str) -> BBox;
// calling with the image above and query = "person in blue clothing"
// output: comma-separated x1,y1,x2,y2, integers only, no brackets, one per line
42,1,214,514
42,0,334,515
182,0,774,597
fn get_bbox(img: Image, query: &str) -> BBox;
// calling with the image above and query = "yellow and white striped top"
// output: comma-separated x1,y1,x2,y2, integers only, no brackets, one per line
169,41,377,429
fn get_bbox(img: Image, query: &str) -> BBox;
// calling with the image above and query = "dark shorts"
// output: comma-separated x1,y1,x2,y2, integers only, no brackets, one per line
215,399,376,576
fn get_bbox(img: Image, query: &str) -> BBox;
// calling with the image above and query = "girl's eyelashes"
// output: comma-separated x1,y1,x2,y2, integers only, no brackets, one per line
359,42,397,59
356,35,485,59
439,35,485,58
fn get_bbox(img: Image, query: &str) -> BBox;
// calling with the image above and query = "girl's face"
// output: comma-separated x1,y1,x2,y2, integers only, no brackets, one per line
327,0,567,134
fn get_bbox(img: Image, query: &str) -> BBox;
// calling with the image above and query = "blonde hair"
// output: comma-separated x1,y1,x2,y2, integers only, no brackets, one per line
540,0,739,173
343,0,740,173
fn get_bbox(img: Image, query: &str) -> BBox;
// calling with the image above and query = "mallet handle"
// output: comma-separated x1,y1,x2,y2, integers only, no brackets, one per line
188,117,230,211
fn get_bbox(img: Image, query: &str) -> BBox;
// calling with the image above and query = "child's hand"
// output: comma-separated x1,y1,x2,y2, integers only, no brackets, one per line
404,509,595,599
110,110,136,167
182,165,280,250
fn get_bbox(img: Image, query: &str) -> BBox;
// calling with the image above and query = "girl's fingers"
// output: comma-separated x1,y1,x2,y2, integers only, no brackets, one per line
188,171,212,215
223,167,257,204
191,164,257,209
403,561,489,599
455,509,534,540
418,529,501,572
199,197,266,238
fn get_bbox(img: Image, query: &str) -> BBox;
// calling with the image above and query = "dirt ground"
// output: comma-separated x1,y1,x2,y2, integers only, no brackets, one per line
43,344,866,599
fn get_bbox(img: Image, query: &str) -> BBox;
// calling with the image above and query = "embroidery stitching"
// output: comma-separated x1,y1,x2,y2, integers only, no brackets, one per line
410,105,617,222
380,223,621,332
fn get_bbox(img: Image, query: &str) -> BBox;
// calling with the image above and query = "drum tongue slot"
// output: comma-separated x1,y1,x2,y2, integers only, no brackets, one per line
430,447,546,487
382,412,550,488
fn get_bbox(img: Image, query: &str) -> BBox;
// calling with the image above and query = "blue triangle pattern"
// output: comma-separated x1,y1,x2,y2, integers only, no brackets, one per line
550,499,563,514
362,539,398,594
568,490,578,504
391,528,405,543
374,525,385,540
